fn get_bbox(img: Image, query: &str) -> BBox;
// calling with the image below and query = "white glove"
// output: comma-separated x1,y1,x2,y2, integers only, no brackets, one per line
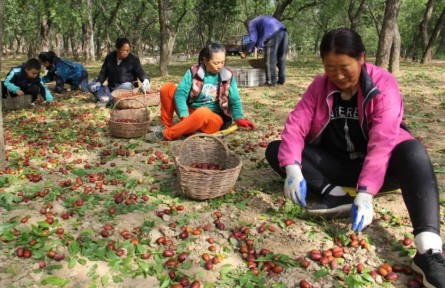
90,82,101,93
284,165,307,207
141,79,150,92
351,192,374,232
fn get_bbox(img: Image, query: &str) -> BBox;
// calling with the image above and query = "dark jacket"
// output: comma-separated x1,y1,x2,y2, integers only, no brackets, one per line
97,51,149,90
42,57,88,92
3,65,54,101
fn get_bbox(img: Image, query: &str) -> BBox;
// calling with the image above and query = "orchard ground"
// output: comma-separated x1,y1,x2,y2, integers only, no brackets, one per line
0,55,444,288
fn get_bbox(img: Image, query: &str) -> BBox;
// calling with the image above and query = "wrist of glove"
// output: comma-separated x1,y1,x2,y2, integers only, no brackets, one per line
351,192,374,232
141,79,150,92
284,164,307,207
236,119,255,129
91,82,101,92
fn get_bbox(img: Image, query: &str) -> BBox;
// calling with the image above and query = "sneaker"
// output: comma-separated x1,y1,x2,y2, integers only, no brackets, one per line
146,131,165,143
306,194,354,218
412,249,445,288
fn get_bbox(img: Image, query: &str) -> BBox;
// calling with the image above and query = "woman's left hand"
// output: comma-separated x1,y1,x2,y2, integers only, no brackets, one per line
236,119,255,129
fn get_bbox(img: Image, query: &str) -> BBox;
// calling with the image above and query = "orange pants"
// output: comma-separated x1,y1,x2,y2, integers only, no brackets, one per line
160,82,223,140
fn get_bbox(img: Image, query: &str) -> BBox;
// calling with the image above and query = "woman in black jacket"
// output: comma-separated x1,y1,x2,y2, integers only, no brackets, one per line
88,37,150,106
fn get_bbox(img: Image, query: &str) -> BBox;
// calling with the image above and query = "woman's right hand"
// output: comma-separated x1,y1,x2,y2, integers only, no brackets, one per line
284,164,307,207
16,90,25,96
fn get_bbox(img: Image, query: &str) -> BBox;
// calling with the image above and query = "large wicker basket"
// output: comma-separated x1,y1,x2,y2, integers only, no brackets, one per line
173,134,242,200
1,90,32,111
111,88,160,109
108,99,150,138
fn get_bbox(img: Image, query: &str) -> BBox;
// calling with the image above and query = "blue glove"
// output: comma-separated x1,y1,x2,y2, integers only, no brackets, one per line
284,165,307,207
141,79,150,92
90,82,101,93
351,192,374,232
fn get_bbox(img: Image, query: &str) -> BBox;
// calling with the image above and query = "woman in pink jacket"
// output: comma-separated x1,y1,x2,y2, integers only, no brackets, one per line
265,28,444,287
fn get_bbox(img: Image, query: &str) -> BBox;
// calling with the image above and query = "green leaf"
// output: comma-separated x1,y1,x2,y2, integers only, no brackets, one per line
101,275,109,287
235,199,249,210
45,264,64,270
0,222,15,236
112,275,123,283
68,256,77,269
38,221,50,229
78,258,87,266
219,264,233,280
68,240,80,256
41,276,69,286
313,268,329,279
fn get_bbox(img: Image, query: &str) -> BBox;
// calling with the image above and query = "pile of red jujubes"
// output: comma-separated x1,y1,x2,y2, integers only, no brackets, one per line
228,225,287,278
189,163,223,170
297,234,425,288
114,119,141,123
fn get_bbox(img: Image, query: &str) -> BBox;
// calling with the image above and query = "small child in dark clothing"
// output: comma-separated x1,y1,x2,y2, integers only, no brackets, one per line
2,58,54,104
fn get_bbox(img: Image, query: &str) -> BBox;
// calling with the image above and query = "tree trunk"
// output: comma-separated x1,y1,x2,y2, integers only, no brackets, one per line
158,0,169,76
420,0,434,49
40,14,52,51
375,0,401,70
348,0,367,30
389,23,400,73
421,7,445,64
0,0,5,168
99,0,122,53
273,0,293,21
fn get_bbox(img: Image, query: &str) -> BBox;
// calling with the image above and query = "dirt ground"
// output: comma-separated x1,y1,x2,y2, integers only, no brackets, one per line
0,56,444,288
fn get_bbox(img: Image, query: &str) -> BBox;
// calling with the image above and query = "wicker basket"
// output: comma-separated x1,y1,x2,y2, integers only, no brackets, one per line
248,58,266,69
1,90,33,111
108,99,150,138
173,134,242,200
111,88,160,109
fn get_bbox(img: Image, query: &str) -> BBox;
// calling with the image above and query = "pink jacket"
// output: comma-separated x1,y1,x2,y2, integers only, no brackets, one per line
278,63,413,195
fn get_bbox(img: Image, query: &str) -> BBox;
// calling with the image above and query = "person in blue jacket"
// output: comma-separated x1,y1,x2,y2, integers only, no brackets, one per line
2,58,54,105
240,15,288,86
38,51,89,94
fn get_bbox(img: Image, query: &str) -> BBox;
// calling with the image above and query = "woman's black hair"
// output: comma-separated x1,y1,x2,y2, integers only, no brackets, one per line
115,37,131,49
319,28,365,60
25,58,42,70
38,51,57,64
197,43,226,65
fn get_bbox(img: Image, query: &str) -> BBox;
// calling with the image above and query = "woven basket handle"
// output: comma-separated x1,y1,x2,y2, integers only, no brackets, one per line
112,98,148,113
178,133,229,157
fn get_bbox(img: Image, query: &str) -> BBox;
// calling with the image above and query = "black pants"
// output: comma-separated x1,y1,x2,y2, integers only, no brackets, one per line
265,139,440,235
1,83,40,102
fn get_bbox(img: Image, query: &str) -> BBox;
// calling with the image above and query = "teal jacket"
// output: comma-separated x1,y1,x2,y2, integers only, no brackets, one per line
174,67,244,120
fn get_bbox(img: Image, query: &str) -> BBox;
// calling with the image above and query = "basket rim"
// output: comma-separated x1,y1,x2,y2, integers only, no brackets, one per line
111,98,149,112
176,133,229,157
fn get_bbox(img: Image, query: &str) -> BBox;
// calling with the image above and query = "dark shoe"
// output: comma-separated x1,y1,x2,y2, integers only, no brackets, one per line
146,131,165,143
412,249,445,288
306,194,354,218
